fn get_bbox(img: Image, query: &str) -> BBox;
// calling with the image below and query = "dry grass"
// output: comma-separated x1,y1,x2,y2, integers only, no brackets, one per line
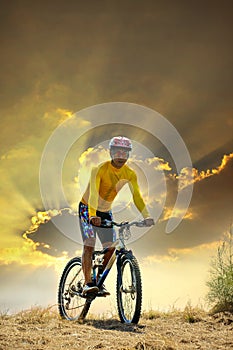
0,305,232,350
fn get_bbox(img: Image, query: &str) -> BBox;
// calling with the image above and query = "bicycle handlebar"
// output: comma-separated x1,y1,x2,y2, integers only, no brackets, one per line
100,219,148,228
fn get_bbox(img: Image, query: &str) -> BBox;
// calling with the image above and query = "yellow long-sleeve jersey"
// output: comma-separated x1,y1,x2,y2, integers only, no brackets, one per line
81,161,150,218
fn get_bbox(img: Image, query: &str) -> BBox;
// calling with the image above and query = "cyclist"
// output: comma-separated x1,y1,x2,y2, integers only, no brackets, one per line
79,136,154,296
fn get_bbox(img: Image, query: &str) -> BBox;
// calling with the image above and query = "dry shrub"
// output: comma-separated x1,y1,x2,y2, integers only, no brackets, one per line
14,305,58,324
182,301,206,323
206,227,233,314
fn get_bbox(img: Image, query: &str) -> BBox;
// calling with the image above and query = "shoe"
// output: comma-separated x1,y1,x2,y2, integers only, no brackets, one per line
82,283,99,296
98,284,110,296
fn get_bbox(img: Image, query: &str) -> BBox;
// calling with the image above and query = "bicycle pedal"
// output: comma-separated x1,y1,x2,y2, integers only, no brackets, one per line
85,292,98,301
97,293,107,297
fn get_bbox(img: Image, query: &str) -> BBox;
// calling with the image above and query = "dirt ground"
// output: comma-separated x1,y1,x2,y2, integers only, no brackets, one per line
0,307,232,350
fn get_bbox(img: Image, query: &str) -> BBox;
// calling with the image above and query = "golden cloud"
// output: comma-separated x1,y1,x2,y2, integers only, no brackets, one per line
43,108,91,129
161,206,194,222
146,157,172,171
0,238,68,269
192,153,233,182
0,208,83,270
169,153,233,190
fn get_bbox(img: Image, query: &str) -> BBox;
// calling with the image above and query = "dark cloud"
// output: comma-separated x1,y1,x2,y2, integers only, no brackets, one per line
133,155,233,258
193,139,233,170
0,1,232,163
1,1,232,108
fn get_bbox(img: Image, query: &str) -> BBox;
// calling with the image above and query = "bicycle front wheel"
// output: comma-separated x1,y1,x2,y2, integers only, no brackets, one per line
58,257,91,321
116,253,142,324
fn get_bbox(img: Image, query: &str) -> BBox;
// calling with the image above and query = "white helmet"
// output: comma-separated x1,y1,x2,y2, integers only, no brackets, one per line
109,136,132,150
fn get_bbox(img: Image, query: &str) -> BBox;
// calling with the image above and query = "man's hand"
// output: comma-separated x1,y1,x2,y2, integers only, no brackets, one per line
144,217,155,227
90,216,101,226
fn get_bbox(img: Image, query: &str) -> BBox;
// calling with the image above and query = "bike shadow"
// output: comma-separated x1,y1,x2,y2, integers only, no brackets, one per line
84,318,146,333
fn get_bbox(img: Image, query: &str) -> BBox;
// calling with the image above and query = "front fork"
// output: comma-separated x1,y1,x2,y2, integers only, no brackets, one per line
116,249,133,289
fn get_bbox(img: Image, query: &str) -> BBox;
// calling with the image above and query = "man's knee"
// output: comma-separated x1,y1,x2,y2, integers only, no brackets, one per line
83,237,96,251
102,241,113,249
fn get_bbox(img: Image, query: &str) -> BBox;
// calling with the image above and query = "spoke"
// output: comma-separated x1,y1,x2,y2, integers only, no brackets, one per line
66,303,86,311
120,260,137,322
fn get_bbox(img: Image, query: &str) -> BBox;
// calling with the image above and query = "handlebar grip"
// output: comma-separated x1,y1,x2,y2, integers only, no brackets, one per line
135,221,146,227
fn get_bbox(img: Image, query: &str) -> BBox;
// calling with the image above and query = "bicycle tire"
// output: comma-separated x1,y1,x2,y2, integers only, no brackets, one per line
58,257,91,321
116,253,142,324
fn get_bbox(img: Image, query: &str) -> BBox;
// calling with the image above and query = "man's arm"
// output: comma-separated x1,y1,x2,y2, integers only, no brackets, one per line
88,166,101,224
129,173,154,227
129,172,150,219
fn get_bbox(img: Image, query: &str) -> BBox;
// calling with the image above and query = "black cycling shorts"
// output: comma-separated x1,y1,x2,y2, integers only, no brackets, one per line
78,202,116,244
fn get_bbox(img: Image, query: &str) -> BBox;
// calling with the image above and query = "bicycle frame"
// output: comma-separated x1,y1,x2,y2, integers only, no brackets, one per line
91,239,128,291
90,223,134,296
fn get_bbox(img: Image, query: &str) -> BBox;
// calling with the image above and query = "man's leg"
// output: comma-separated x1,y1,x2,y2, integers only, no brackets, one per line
81,237,99,295
79,202,99,294
96,241,114,296
96,219,115,272
102,241,115,271
82,237,95,285
95,210,115,295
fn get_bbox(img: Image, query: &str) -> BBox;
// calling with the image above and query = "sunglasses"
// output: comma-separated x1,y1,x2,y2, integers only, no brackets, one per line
110,147,130,159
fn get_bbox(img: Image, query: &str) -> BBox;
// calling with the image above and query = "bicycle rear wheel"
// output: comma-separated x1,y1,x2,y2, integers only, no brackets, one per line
58,257,91,321
116,253,142,324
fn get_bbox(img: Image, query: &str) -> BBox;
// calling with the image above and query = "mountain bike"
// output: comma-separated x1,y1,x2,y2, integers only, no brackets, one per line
58,220,147,324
